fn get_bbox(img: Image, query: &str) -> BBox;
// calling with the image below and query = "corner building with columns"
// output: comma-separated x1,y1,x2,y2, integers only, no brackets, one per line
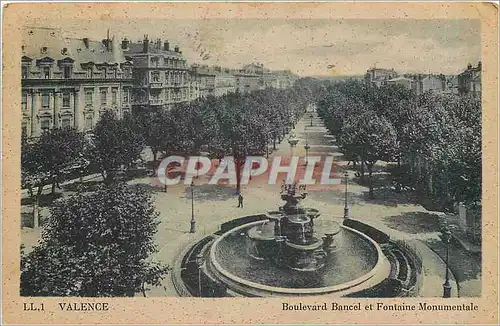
21,27,133,138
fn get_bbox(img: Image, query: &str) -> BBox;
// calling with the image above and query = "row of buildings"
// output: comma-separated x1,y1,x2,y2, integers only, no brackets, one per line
364,62,482,96
21,27,298,138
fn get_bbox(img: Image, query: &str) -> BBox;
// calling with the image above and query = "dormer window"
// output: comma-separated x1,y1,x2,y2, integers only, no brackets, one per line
22,66,28,79
86,68,92,78
61,47,68,55
63,66,71,79
41,47,47,54
43,67,50,79
28,30,34,35
50,31,55,37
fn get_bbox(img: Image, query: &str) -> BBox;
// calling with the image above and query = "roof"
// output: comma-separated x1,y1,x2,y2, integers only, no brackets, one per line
387,77,412,82
125,42,183,58
22,26,128,67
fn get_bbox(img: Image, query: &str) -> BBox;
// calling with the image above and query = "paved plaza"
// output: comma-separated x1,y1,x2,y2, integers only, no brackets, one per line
21,111,481,298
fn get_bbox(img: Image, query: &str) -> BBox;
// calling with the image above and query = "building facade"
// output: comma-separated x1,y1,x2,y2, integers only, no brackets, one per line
386,76,413,90
191,64,216,98
123,36,191,111
458,62,482,96
213,67,236,97
263,70,298,89
364,67,398,87
21,27,133,138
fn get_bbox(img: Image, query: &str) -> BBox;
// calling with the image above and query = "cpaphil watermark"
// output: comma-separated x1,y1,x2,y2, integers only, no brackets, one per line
156,156,342,185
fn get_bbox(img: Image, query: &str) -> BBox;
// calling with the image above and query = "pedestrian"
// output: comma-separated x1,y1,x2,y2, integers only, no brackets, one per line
237,193,244,208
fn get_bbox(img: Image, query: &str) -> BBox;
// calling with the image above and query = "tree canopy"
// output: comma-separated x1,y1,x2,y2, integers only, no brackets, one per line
20,183,169,297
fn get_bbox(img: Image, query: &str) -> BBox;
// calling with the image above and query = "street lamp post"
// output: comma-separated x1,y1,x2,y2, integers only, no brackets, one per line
304,142,310,166
190,181,196,233
442,228,452,298
304,128,310,166
343,171,349,219
196,253,204,297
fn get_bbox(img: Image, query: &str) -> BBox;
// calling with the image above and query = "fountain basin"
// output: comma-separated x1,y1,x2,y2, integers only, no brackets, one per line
208,220,391,297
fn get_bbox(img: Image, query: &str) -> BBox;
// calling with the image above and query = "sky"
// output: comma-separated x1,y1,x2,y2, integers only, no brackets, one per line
33,19,480,77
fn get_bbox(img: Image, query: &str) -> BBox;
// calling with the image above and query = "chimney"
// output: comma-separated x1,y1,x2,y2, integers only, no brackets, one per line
102,29,111,51
174,46,179,53
143,35,149,53
82,38,89,48
121,38,129,50
102,39,110,51
163,41,170,51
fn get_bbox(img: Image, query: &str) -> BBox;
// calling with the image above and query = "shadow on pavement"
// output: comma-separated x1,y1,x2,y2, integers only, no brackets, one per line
358,187,419,207
182,183,237,202
424,237,482,297
62,180,102,193
382,211,441,234
21,192,63,207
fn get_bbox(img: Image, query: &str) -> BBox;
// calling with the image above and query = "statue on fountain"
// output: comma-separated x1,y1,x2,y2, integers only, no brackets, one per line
246,181,341,272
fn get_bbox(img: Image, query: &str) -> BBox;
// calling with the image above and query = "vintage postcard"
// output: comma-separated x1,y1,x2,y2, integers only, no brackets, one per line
1,1,498,325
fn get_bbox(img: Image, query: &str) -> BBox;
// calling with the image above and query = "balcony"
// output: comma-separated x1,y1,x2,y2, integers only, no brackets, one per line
150,82,163,89
149,98,163,106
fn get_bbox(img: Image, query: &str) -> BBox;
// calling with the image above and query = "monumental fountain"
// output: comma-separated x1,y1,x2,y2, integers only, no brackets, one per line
175,183,422,297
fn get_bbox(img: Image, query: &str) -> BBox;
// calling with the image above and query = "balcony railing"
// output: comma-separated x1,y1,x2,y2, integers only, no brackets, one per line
150,82,163,89
149,99,163,105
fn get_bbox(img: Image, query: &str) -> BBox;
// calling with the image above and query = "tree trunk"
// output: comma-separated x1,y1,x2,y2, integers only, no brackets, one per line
104,170,116,185
393,155,401,193
33,185,43,228
235,159,243,194
360,160,365,183
51,179,56,194
152,149,157,164
367,162,374,199
273,137,276,150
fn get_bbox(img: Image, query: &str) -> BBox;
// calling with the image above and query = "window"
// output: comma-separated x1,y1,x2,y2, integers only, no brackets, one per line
85,116,93,130
100,88,107,106
85,89,93,107
21,92,27,111
62,91,70,108
123,68,131,78
86,68,92,78
114,68,118,78
43,67,50,79
61,117,71,128
22,122,28,138
111,88,118,104
63,66,71,79
41,119,50,131
122,88,129,104
152,71,160,82
41,92,50,110
22,66,28,79
102,68,107,78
